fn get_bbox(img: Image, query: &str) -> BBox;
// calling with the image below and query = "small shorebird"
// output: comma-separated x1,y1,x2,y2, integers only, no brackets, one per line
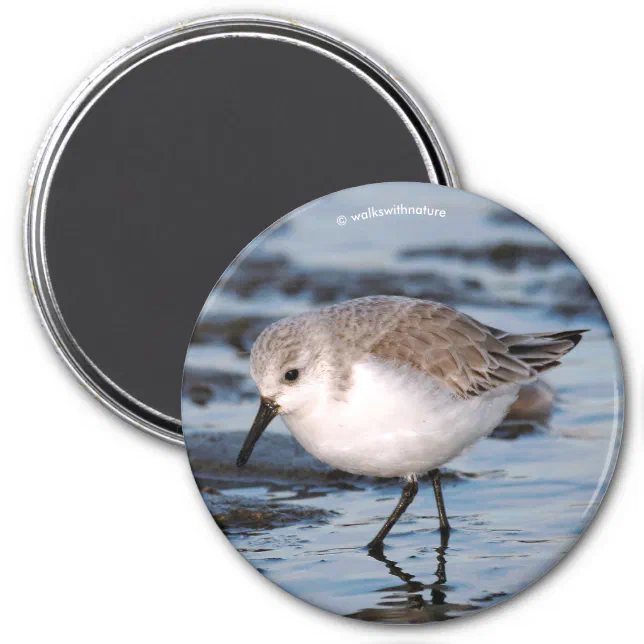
236,296,585,550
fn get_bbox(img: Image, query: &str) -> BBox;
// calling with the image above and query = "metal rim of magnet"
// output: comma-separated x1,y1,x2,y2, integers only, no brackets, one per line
23,13,459,446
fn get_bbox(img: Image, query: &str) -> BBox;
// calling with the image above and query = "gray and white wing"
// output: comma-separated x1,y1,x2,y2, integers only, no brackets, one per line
367,301,585,398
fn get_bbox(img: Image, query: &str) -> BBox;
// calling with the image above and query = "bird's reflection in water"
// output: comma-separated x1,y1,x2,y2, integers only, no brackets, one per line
348,531,472,623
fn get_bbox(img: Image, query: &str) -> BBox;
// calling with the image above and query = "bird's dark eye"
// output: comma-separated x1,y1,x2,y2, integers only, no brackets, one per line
284,369,299,382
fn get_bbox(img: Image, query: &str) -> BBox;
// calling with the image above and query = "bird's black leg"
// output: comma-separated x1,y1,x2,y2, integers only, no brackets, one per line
367,476,418,551
430,469,451,538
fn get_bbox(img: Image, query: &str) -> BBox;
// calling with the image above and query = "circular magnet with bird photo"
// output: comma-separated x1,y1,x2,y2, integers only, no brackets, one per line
182,182,623,623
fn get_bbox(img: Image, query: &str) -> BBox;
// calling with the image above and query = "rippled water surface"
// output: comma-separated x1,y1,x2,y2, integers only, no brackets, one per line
183,184,622,623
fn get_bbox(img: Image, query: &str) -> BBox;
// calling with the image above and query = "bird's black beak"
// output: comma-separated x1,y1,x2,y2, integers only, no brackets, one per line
236,397,279,467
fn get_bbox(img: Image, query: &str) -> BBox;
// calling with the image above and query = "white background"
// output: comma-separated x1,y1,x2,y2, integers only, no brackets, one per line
2,1,642,642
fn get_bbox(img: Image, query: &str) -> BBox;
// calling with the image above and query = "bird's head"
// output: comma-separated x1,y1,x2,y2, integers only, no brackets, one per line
236,313,337,467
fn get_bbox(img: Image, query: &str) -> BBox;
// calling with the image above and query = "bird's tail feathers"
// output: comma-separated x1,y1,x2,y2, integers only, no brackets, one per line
489,328,588,373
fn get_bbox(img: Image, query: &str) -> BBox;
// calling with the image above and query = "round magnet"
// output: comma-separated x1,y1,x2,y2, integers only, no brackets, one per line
25,15,456,443
183,182,622,623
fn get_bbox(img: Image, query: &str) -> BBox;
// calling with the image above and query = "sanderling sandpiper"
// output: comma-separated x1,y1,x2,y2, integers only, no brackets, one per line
236,295,586,550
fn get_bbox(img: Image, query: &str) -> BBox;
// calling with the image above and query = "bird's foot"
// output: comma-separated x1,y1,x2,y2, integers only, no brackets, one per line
438,524,451,548
366,538,385,554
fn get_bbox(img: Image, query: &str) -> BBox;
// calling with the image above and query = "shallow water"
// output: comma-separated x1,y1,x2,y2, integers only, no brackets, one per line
182,184,622,622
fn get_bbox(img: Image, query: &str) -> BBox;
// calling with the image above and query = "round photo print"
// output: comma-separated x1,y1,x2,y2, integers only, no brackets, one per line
183,182,623,623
